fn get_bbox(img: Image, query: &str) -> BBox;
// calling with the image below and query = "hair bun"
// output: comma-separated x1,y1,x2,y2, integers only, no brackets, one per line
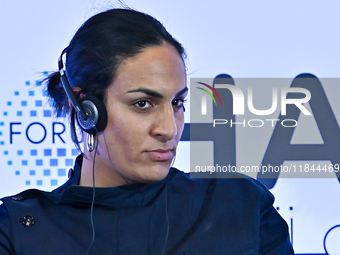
46,71,69,113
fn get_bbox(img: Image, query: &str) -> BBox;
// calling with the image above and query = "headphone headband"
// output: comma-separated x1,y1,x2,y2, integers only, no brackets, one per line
58,48,88,121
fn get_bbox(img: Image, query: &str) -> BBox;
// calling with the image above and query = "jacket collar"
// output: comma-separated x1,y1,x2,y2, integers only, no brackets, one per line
51,154,172,208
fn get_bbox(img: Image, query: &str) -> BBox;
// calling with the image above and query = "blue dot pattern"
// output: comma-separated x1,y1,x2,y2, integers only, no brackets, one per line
58,148,66,156
58,169,66,176
44,110,51,117
51,180,58,186
50,159,58,166
0,75,76,191
30,110,37,117
65,159,74,166
44,149,52,156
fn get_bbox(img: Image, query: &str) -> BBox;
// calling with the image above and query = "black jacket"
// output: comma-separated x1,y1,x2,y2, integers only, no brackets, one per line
0,155,294,254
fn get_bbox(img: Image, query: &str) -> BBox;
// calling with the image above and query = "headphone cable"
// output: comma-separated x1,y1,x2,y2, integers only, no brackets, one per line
85,132,98,255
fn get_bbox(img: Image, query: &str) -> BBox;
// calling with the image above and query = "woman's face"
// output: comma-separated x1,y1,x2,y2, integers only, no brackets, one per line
93,43,187,186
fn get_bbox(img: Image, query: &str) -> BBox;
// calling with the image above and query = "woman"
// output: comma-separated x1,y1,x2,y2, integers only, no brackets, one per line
0,8,294,254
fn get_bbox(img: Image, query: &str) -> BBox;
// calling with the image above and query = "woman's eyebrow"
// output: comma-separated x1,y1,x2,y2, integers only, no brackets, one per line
126,87,188,98
176,87,188,97
127,88,164,98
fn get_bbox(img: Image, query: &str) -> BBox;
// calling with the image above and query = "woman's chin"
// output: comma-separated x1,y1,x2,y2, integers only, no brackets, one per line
136,166,171,183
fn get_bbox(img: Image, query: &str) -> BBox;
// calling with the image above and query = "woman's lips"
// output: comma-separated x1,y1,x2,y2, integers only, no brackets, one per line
145,149,173,161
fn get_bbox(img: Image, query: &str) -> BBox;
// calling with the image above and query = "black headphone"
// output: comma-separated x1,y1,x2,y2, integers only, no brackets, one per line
58,48,108,134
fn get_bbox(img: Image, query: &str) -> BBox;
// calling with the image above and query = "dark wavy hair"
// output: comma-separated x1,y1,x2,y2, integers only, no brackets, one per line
46,8,185,149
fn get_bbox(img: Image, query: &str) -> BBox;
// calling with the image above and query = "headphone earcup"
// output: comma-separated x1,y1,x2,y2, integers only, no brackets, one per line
77,96,108,134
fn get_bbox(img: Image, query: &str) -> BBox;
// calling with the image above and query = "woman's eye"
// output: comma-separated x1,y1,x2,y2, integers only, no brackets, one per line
134,100,152,110
172,98,186,110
